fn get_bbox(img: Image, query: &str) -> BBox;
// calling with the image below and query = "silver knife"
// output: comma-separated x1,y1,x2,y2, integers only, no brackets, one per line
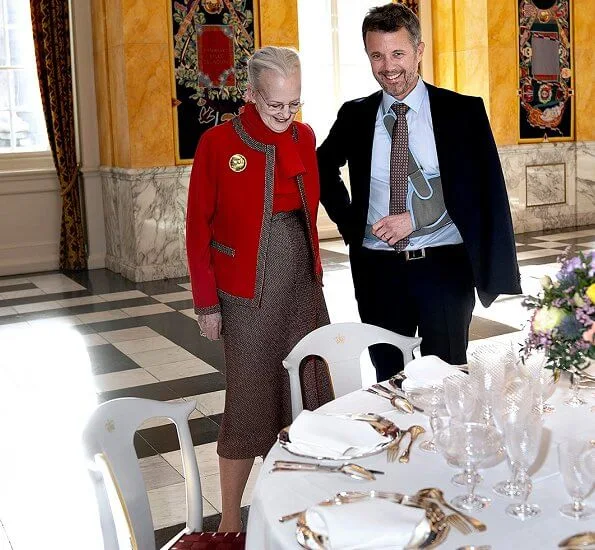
380,383,425,413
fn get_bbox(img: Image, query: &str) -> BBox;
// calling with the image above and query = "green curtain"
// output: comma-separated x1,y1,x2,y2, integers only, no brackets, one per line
30,0,87,270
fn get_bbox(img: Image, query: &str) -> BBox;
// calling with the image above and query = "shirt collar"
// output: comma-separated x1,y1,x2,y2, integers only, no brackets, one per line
381,77,426,115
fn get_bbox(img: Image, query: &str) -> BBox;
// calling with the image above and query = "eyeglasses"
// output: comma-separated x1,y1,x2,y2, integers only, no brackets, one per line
256,89,303,114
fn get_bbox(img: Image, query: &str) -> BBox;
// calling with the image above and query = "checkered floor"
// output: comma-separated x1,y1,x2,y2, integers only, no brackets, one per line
0,225,593,547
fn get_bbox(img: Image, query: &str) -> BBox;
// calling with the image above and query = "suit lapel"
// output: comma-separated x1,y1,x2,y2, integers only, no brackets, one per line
425,83,452,181
358,91,382,209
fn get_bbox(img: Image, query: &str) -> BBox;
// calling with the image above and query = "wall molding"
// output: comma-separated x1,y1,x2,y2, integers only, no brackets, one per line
0,171,59,195
0,240,59,276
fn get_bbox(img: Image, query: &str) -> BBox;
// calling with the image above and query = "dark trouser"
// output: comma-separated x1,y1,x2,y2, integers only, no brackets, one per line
350,243,475,382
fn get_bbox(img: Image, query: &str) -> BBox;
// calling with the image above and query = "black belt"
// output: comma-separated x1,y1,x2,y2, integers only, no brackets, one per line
359,243,464,262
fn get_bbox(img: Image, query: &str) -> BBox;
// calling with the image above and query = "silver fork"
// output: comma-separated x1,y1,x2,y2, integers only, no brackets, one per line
387,429,409,462
447,513,472,535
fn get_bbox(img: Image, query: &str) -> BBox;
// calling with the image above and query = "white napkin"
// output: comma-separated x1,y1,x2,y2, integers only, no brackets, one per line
403,355,463,388
305,498,429,550
287,410,390,459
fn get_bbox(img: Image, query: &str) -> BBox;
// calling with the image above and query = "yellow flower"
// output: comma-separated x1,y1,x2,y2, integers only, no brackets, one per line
574,293,585,308
587,283,595,304
532,307,568,333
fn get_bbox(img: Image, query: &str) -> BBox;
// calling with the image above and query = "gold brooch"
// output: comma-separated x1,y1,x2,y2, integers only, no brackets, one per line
335,334,345,344
229,154,247,172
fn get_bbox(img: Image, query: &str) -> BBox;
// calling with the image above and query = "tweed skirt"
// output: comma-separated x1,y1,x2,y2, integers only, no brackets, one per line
217,211,332,459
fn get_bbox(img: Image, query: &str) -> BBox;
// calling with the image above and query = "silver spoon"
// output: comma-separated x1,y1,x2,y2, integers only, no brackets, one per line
559,532,595,548
364,387,415,414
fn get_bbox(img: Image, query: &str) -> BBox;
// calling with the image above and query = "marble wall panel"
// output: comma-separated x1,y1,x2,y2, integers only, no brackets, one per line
498,142,580,233
526,164,566,207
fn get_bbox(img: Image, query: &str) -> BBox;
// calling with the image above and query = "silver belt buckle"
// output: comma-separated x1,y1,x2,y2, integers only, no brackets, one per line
404,248,426,261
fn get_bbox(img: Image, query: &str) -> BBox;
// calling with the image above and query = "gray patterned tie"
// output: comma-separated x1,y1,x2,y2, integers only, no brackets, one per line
389,102,410,252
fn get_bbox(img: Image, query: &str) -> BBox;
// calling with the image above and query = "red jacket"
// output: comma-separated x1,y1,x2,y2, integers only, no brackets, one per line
186,112,323,314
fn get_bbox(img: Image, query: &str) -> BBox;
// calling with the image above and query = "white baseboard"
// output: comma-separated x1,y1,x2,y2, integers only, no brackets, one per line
87,252,106,270
0,241,60,276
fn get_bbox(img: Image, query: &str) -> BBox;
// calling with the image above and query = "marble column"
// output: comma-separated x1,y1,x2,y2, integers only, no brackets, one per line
102,166,191,281
576,141,595,227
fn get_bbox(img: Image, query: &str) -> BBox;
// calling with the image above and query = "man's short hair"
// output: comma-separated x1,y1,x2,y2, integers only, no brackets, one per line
362,3,421,47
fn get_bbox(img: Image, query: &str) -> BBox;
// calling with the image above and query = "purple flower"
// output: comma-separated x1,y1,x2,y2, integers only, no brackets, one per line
559,315,583,339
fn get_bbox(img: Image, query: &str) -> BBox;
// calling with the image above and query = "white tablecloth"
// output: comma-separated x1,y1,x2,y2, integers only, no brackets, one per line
246,381,595,549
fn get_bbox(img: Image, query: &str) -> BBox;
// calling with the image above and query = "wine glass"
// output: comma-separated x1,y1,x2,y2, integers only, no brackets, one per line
558,439,595,520
504,408,543,520
579,443,595,482
492,375,536,498
436,421,503,511
407,384,446,453
468,344,510,426
443,374,481,486
565,371,587,408
519,351,556,413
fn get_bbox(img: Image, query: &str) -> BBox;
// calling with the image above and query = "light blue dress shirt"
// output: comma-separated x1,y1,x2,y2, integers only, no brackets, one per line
363,78,463,251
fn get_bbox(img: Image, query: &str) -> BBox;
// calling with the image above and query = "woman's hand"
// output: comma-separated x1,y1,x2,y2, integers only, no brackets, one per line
197,312,222,340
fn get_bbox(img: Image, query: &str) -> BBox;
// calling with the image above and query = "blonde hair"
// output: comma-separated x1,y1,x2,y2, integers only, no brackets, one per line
247,46,301,89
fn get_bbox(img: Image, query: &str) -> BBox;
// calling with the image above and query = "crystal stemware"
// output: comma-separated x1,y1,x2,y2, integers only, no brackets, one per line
579,444,595,482
504,409,543,520
565,371,587,407
558,439,595,520
468,343,510,426
436,421,502,511
417,384,444,453
443,374,481,486
492,375,535,498
519,351,556,413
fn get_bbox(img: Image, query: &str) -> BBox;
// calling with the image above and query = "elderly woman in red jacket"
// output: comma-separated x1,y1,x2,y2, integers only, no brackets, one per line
186,46,332,531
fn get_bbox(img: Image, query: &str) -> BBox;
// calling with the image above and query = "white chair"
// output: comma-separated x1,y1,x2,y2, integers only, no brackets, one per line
82,398,245,550
283,322,422,420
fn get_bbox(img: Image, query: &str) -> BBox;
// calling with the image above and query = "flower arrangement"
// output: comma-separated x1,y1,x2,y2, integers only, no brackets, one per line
523,248,595,373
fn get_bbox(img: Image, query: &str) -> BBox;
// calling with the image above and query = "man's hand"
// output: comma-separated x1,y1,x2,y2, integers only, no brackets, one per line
197,312,222,340
372,212,413,246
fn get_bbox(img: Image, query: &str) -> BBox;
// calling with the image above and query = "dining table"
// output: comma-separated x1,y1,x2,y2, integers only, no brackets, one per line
245,378,595,549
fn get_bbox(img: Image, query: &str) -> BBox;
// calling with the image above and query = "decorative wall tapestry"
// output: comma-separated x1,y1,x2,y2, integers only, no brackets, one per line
394,0,418,15
170,0,258,162
518,0,573,141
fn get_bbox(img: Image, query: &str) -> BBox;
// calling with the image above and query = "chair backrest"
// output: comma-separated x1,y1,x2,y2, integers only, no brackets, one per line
82,398,202,550
283,322,421,420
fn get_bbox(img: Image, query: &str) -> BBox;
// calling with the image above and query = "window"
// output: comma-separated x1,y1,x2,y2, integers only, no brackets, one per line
0,0,48,154
297,0,382,144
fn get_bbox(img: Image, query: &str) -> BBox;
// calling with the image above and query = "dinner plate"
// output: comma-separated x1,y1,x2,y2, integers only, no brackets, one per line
295,491,450,550
278,413,399,461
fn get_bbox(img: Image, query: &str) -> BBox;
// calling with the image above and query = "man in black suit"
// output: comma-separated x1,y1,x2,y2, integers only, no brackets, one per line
317,3,522,382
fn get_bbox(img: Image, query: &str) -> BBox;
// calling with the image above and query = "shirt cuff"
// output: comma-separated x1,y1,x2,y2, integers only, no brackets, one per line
194,304,221,315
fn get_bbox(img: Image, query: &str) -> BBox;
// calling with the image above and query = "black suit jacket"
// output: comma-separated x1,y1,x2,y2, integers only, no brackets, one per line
317,83,522,307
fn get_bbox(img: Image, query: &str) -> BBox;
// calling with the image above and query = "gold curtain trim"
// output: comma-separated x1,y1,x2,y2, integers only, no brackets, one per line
60,167,79,197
